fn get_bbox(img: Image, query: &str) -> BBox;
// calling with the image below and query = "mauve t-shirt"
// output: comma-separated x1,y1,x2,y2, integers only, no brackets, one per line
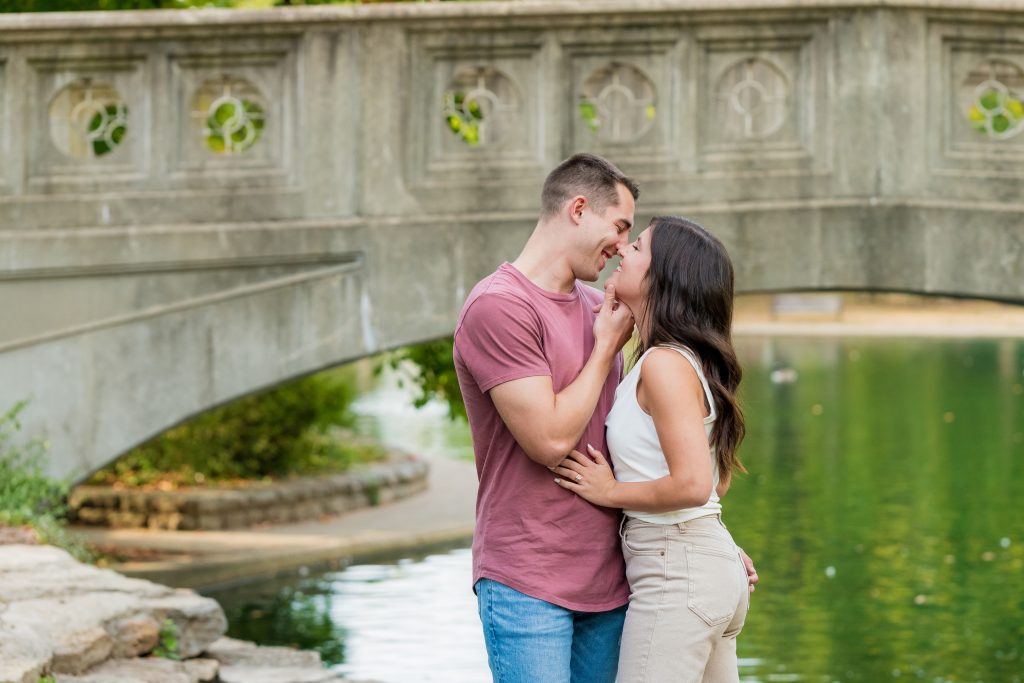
453,263,627,612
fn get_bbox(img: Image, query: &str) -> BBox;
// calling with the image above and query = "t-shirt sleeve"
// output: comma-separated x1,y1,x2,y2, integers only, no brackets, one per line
455,293,551,393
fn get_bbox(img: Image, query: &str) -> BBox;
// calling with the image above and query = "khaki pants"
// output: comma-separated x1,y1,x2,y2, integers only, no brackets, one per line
617,515,749,683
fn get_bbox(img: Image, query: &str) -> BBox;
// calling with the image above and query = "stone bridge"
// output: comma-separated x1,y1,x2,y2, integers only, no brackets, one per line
0,0,1021,481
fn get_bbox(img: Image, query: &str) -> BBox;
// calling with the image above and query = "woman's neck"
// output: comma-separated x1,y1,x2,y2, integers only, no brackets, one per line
633,307,651,348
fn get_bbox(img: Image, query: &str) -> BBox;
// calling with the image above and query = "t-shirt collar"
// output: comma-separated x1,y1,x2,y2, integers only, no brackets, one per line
501,262,581,303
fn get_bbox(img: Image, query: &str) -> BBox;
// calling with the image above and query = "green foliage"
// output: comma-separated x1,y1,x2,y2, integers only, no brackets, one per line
0,0,235,10
206,99,264,153
361,476,381,506
578,100,599,133
36,677,56,683
0,402,65,524
272,0,453,5
87,104,127,156
967,88,1024,137
443,91,483,146
577,99,656,135
89,369,382,487
152,618,182,661
383,338,465,422
0,402,94,561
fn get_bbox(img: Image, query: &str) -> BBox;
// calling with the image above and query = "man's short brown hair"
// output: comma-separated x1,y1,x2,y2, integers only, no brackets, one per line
540,153,640,217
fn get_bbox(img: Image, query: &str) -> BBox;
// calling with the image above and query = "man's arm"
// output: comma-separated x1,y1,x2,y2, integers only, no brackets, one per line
489,284,633,468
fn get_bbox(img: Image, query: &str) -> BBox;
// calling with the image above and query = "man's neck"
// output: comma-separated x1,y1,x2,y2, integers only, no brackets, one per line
511,225,577,294
512,250,577,294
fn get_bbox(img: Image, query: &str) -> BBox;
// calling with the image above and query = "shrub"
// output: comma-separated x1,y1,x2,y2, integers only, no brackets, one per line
90,369,380,486
153,618,182,661
0,401,93,561
0,402,65,525
383,338,466,421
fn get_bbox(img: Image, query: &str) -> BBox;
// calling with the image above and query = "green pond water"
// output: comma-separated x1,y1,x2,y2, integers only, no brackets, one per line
210,335,1024,683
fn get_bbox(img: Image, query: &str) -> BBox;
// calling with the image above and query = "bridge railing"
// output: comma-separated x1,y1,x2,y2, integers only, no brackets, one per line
0,1,1021,230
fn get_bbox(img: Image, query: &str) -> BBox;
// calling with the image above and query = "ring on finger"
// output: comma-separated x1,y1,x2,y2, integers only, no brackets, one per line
574,473,583,482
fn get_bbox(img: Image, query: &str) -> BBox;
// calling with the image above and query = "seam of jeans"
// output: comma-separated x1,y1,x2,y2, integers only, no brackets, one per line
637,525,667,682
484,582,504,683
723,552,750,640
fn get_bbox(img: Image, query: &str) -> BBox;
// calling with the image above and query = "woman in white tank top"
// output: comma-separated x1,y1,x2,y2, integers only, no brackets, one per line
553,216,751,683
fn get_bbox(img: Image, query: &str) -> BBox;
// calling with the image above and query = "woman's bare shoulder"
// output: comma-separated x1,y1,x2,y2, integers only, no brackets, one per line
640,347,709,420
640,348,703,391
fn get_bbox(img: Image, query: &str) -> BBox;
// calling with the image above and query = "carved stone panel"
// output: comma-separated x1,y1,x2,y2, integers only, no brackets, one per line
167,44,296,186
560,28,682,171
696,24,830,175
407,31,544,188
713,58,790,141
27,56,148,187
931,22,1024,178
578,62,657,145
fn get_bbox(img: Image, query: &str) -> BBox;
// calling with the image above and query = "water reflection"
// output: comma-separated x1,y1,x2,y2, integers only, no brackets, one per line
732,336,1023,683
212,337,1024,683
215,549,486,682
350,365,474,461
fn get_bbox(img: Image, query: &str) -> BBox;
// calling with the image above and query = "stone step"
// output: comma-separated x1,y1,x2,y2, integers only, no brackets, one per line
206,637,351,683
54,657,218,683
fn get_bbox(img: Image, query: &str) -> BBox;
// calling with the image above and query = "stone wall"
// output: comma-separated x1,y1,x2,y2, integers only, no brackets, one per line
68,458,429,531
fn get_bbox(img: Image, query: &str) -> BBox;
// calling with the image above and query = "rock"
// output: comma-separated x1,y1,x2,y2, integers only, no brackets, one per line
0,545,225,679
49,626,113,674
106,613,161,658
182,658,219,682
54,656,212,683
140,590,227,658
202,637,322,667
0,621,51,683
0,546,356,683
0,547,167,603
204,637,346,683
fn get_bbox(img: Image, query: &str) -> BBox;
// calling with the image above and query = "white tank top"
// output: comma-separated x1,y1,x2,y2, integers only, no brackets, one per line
605,345,722,524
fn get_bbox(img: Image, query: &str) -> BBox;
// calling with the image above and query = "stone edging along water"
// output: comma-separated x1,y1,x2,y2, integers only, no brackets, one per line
68,456,430,531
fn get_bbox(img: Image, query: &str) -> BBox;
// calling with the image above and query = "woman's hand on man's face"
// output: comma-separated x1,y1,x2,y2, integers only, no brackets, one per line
551,444,619,508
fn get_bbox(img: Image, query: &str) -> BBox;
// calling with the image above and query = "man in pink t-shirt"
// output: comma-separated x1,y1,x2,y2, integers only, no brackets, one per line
454,154,638,683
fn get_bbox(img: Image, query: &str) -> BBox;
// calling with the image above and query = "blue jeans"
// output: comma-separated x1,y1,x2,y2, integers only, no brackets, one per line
475,578,626,683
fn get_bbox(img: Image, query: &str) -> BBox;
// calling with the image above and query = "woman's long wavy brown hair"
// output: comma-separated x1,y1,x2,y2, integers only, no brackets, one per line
636,216,746,485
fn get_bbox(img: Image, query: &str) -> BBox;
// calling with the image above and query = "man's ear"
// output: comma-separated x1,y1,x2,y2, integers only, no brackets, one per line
569,196,587,225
